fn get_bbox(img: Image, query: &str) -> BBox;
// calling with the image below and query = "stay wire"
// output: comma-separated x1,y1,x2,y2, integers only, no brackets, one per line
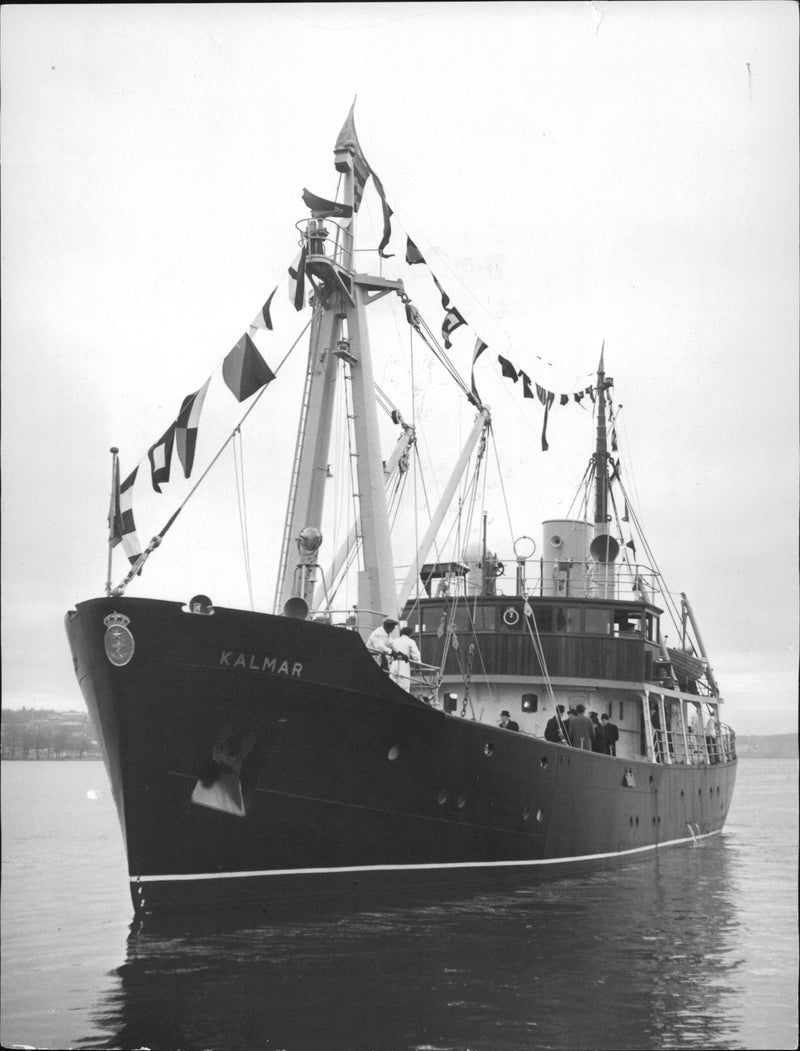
232,429,255,610
488,423,517,550
113,318,312,594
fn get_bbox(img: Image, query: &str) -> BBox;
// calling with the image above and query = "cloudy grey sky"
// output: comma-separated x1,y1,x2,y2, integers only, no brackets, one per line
2,3,797,735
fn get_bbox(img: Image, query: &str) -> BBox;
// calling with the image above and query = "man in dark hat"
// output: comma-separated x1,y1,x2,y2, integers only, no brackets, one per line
544,704,568,743
569,704,594,750
602,713,619,755
590,711,607,753
498,709,519,732
366,618,398,670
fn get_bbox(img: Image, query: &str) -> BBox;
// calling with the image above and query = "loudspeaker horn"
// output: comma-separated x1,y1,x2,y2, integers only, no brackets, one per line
589,534,620,563
283,596,310,620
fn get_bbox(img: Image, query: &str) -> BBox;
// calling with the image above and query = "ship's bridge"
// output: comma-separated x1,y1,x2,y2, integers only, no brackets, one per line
401,594,664,685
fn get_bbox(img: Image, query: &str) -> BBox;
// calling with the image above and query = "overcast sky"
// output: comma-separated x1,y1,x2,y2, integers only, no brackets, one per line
2,2,797,735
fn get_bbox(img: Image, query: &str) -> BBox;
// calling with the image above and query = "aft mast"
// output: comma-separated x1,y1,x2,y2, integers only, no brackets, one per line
276,109,403,628
589,347,620,597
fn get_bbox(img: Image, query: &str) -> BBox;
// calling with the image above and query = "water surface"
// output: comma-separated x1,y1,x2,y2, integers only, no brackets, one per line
1,759,797,1050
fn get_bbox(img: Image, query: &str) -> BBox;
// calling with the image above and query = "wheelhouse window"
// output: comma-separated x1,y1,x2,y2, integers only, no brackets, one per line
408,603,443,634
646,613,657,642
614,610,643,636
556,607,581,632
451,605,499,632
407,602,499,634
584,608,612,634
530,605,553,632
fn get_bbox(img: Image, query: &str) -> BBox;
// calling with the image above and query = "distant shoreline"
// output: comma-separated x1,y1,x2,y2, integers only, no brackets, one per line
1,755,102,762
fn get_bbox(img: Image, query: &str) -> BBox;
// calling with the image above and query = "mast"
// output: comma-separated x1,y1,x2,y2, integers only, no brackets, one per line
275,304,341,613
594,347,609,530
313,424,416,612
588,345,619,597
277,113,403,628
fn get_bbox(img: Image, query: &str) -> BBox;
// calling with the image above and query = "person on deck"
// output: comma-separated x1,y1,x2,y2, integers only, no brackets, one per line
602,713,619,756
650,704,664,762
569,704,594,750
544,705,568,743
590,712,607,754
563,708,576,744
706,715,718,764
389,626,421,692
499,710,520,732
366,618,398,670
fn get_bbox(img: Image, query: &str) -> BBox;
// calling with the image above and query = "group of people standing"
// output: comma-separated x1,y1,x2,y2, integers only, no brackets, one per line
544,703,619,755
366,618,421,691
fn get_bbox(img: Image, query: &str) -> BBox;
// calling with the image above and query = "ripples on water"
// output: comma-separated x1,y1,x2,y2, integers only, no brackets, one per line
1,760,797,1050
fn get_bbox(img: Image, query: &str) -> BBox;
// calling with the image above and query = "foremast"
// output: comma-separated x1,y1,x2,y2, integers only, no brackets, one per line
275,124,403,631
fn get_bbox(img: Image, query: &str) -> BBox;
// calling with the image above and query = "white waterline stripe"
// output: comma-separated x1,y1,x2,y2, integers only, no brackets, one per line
132,829,721,883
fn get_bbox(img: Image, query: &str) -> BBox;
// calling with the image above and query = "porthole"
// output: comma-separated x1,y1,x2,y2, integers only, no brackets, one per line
387,746,400,762
699,789,703,797
484,742,495,757
437,789,448,805
457,793,467,809
649,775,654,786
540,756,548,769
629,816,634,827
680,790,685,798
652,817,657,825
523,805,531,821
635,817,639,826
716,786,720,795
536,809,543,823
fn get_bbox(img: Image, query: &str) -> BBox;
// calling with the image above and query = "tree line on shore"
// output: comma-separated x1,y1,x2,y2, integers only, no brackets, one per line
1,708,101,760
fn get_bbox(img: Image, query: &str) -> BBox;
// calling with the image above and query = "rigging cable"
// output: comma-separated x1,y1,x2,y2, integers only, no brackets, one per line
409,313,421,613
343,361,363,579
487,422,518,551
385,196,588,391
232,428,255,610
113,318,313,595
522,601,558,710
615,476,683,635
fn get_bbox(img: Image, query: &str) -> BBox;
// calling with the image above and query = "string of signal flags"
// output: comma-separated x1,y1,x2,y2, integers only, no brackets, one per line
108,105,604,575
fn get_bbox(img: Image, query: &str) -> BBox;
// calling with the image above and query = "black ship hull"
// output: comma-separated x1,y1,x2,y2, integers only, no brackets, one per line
66,597,736,915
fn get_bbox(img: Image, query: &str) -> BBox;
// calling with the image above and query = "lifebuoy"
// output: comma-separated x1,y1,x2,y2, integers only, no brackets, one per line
502,607,519,626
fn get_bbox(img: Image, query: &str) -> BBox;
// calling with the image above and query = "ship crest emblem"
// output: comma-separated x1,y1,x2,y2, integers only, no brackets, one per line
103,611,135,667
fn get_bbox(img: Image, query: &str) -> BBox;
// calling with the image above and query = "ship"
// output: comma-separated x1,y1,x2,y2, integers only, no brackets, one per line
65,106,736,915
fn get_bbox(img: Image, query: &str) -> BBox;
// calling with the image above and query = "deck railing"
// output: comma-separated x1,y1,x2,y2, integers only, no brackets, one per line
652,722,736,765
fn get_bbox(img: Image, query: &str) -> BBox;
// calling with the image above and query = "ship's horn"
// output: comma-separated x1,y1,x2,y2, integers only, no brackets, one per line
589,534,620,563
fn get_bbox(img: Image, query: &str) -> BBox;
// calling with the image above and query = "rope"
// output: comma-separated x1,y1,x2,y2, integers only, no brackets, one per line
232,429,255,610
522,600,558,710
112,318,312,594
398,291,475,404
409,320,422,609
488,423,517,550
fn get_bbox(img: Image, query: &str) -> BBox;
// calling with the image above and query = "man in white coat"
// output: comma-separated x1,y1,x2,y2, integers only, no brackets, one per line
389,626,421,691
366,618,398,669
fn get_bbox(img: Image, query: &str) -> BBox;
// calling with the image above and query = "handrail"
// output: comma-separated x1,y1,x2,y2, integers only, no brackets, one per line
651,722,736,766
